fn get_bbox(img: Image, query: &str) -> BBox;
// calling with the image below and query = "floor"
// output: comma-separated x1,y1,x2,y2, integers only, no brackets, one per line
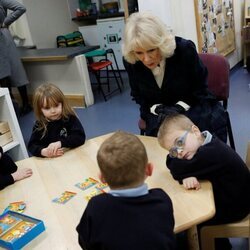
18,67,249,250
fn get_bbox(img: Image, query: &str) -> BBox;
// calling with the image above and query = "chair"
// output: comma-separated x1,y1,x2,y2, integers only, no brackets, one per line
88,59,122,101
85,48,124,86
200,142,250,250
85,49,123,101
138,53,236,151
199,53,235,150
200,214,250,250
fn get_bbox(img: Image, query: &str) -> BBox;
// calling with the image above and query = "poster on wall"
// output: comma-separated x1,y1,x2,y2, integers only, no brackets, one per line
194,0,235,56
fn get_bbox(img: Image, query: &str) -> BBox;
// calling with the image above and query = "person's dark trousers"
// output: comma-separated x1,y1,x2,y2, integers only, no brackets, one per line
0,76,13,98
175,231,188,250
17,85,32,115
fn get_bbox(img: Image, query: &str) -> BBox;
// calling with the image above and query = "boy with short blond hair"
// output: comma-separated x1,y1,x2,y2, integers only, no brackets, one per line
77,131,175,250
97,131,148,189
158,114,250,249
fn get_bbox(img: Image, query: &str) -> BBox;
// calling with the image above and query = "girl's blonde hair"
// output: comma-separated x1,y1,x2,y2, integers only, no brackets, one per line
122,11,176,64
33,83,76,137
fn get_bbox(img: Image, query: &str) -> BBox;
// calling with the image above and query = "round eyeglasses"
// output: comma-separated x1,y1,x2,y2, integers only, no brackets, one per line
169,129,190,158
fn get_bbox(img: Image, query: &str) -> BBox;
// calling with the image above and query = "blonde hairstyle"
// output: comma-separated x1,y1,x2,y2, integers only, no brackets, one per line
33,83,76,137
122,11,176,64
158,114,194,148
97,131,148,189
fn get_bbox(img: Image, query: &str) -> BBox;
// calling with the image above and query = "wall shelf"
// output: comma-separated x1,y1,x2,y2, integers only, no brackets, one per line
72,12,124,22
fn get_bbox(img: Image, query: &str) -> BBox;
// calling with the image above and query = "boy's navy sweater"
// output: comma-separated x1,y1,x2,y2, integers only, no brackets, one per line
76,188,175,250
167,137,250,224
28,115,85,156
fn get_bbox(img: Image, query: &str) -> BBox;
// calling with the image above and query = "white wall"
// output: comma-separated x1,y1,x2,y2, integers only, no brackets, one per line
138,0,173,30
9,0,34,46
22,0,79,48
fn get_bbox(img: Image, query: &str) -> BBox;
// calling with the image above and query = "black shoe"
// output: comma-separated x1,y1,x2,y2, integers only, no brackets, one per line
21,104,32,116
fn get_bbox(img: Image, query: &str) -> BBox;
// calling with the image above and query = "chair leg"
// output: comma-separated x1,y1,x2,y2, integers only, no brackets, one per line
106,66,110,92
112,57,124,86
93,71,107,102
108,49,124,86
140,129,145,135
226,111,236,150
110,64,122,93
200,227,215,250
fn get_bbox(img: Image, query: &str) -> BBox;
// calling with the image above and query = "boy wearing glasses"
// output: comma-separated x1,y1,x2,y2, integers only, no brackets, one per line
158,114,250,249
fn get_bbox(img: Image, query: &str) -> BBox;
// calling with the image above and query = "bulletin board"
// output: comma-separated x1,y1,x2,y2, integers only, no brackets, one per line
194,0,235,56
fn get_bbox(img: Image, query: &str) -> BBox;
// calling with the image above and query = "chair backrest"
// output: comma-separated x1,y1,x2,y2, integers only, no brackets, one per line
56,31,85,48
199,53,230,102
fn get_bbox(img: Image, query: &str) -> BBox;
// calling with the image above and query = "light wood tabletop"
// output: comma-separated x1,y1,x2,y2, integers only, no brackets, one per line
0,133,215,250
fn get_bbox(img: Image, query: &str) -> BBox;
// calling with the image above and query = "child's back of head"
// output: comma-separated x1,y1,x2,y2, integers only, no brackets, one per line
97,131,148,189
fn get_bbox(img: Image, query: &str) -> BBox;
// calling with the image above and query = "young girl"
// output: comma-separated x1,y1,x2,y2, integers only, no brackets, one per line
0,146,32,190
28,83,86,158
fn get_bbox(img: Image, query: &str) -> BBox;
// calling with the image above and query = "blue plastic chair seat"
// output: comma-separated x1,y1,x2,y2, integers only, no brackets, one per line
84,49,106,58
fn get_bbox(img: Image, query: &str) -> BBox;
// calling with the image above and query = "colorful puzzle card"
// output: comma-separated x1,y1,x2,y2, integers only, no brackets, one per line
0,214,22,234
5,202,26,214
1,221,35,243
95,182,108,190
75,177,99,191
85,188,105,201
52,191,77,204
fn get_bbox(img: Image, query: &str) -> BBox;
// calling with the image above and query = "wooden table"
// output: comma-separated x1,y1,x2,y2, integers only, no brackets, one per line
0,134,215,250
17,46,100,107
18,46,100,62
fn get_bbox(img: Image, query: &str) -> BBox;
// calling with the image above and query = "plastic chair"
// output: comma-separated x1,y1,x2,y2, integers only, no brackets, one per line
88,59,122,101
200,142,250,250
85,48,123,101
138,53,236,151
85,48,124,86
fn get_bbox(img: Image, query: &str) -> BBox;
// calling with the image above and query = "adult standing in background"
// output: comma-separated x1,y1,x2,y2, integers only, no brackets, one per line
122,11,227,142
0,0,31,115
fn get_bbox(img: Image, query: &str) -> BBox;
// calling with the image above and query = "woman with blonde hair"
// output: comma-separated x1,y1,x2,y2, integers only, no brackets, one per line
123,11,226,141
28,83,85,158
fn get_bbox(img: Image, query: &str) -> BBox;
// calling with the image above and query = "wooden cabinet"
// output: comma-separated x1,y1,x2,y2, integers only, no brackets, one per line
0,88,28,161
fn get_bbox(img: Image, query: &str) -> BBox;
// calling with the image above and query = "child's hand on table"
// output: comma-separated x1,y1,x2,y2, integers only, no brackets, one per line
182,177,200,190
41,141,64,158
12,168,33,181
